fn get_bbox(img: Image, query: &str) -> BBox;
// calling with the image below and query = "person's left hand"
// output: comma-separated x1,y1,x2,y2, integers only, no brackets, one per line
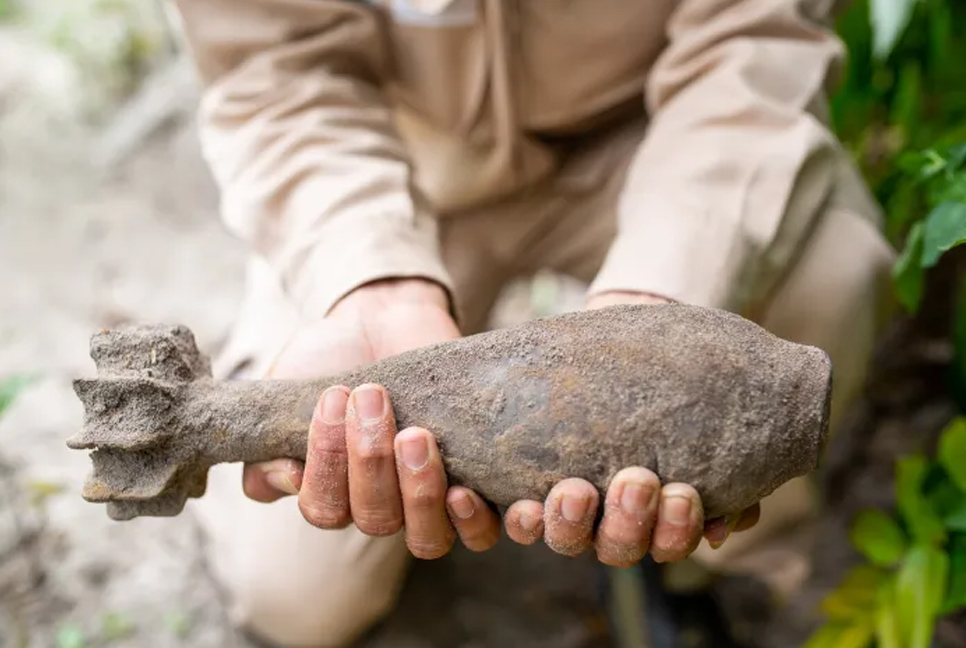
495,291,759,566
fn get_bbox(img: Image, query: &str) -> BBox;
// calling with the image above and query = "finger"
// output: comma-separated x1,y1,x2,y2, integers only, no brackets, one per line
543,478,600,557
394,427,455,559
346,384,403,536
298,386,351,529
242,459,303,503
595,467,661,567
505,500,545,545
650,483,704,563
446,487,501,552
735,503,761,533
702,503,761,549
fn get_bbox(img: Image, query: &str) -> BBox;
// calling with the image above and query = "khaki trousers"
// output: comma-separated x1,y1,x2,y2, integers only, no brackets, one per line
191,122,897,648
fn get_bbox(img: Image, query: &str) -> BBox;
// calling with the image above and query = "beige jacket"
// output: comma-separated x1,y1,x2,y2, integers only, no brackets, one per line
172,0,860,321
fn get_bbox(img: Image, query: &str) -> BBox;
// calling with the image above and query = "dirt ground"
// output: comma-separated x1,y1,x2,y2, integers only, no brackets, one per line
0,21,249,646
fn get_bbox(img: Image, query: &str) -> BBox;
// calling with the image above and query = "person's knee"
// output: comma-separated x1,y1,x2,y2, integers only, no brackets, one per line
192,470,410,648
760,206,895,423
228,545,408,648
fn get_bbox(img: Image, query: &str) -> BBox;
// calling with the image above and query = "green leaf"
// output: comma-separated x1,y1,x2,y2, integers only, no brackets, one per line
891,62,922,138
945,503,966,531
26,479,66,508
939,418,966,492
949,143,966,171
897,150,941,179
850,510,907,566
923,464,963,516
820,565,888,620
0,375,36,418
893,221,926,312
922,202,966,268
56,625,86,648
954,280,966,416
875,581,901,648
935,173,966,206
100,612,135,641
943,534,966,614
805,619,875,648
895,544,949,648
163,611,191,638
897,455,947,544
870,0,918,58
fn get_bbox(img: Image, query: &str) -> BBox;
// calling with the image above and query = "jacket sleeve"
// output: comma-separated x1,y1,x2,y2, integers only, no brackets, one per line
588,0,847,313
171,0,453,321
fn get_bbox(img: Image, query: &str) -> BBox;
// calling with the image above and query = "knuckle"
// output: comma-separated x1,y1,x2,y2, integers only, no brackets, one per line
406,485,446,512
407,535,454,560
544,527,591,557
599,517,651,548
596,531,647,567
651,533,694,561
298,501,350,529
354,509,404,536
354,441,394,464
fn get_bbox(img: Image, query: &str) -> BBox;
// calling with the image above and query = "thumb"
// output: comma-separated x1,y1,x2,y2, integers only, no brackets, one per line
243,459,304,503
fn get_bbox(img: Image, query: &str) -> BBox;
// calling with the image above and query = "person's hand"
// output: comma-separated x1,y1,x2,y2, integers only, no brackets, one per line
245,280,759,566
243,278,504,558
516,289,760,565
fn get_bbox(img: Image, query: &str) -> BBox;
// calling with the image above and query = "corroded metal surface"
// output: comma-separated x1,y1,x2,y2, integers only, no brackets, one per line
68,304,832,521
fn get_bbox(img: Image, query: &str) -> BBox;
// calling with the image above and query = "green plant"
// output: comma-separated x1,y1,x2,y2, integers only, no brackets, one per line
806,419,966,648
100,612,136,641
163,610,191,639
804,0,966,645
55,625,86,648
0,375,33,418
891,144,966,312
832,0,966,245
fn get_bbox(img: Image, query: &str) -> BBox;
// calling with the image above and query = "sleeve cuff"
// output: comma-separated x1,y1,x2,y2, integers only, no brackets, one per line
587,196,753,313
286,211,456,322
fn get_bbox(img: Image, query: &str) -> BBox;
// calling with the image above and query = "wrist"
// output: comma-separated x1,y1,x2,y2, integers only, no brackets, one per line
330,278,452,321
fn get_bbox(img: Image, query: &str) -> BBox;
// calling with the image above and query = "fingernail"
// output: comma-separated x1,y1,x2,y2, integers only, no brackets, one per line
620,483,652,517
449,493,475,520
321,387,349,423
353,386,385,422
663,495,692,526
709,515,739,550
519,512,540,532
561,494,589,523
265,470,299,496
400,435,429,471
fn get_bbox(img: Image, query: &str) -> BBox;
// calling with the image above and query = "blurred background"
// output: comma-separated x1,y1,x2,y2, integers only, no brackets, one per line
1,0,965,646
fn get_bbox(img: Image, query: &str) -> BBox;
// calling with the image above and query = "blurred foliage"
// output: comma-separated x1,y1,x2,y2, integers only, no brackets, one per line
808,1,966,645
807,420,966,648
832,0,966,245
45,0,164,102
891,145,966,312
0,375,34,418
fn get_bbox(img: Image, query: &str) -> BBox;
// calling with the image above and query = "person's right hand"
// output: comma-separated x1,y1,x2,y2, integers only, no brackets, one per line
242,278,504,558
